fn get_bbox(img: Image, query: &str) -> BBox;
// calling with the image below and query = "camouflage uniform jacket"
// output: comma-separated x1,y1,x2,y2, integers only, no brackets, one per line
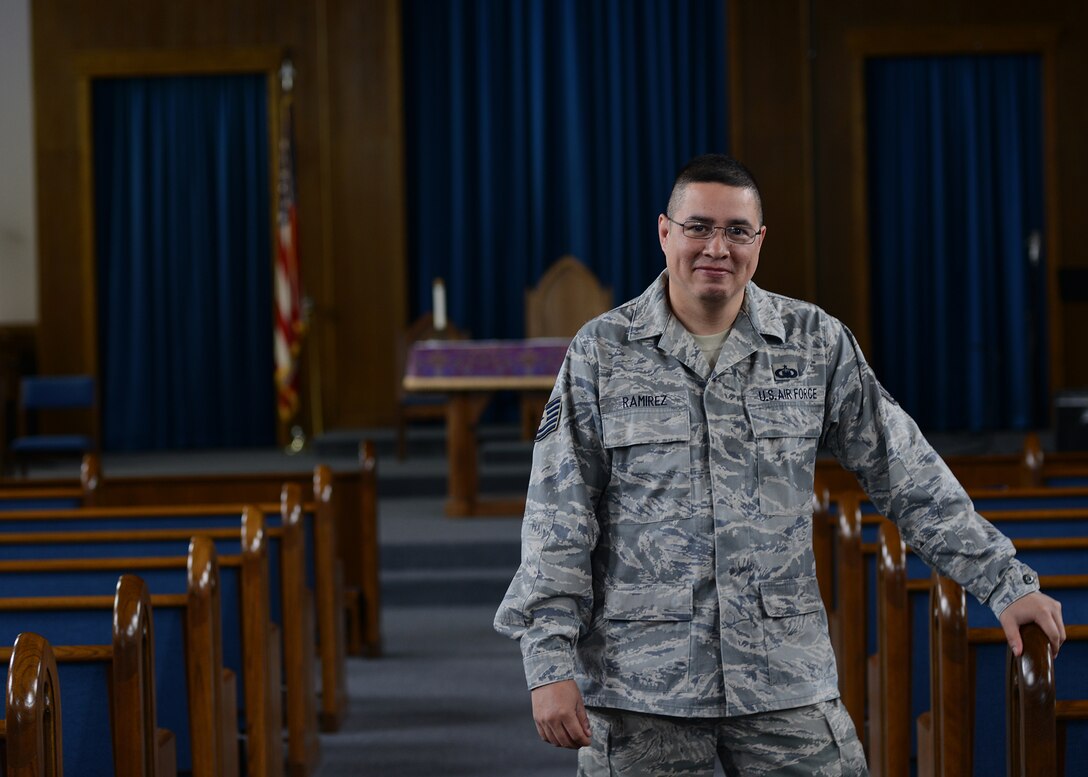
494,271,1040,717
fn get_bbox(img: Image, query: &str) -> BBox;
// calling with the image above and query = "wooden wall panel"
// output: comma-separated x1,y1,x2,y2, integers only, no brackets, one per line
31,0,406,432
728,0,816,303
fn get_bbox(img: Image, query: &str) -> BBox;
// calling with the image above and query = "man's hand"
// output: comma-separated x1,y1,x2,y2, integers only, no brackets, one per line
531,679,592,749
999,591,1066,658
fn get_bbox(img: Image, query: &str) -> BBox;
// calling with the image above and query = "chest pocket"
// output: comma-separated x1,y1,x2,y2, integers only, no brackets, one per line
747,400,821,516
601,406,692,523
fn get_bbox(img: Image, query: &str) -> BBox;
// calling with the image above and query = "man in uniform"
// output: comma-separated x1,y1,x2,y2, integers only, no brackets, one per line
494,154,1065,775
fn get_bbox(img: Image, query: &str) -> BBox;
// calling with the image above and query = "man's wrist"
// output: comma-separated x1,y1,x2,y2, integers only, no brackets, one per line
989,559,1042,617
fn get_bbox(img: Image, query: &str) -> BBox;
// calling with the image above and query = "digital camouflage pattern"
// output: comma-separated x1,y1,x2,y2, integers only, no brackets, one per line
577,699,866,776
495,271,1039,718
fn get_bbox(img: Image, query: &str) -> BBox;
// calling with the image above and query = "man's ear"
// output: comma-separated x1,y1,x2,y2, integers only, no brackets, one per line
658,214,671,250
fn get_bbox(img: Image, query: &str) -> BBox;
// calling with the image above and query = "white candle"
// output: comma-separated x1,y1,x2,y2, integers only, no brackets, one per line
432,278,447,331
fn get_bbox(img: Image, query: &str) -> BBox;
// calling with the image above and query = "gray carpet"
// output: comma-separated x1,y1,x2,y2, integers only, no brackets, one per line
314,494,578,776
318,606,577,776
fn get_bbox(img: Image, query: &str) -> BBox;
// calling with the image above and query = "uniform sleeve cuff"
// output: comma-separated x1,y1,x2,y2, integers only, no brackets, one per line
988,559,1042,617
523,649,576,690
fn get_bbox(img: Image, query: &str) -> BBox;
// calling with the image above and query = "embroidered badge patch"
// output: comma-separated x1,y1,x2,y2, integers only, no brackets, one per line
773,363,801,382
535,397,562,442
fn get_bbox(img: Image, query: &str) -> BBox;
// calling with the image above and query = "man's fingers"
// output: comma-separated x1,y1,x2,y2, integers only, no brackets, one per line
561,715,590,748
1046,608,1065,658
1003,621,1023,657
560,717,589,748
531,679,590,749
536,714,588,749
578,703,592,740
548,719,580,749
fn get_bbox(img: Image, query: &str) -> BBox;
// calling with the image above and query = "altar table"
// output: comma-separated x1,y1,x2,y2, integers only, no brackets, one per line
402,338,568,516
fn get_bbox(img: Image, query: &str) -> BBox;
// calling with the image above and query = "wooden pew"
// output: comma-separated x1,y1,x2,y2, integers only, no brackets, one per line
919,572,1088,777
1,448,381,667
0,551,237,777
3,632,63,776
0,494,320,775
0,487,84,511
868,521,1088,774
1006,623,1088,777
0,473,347,736
1020,432,1088,487
0,509,282,777
828,489,1088,744
0,575,174,777
813,432,1088,500
83,444,381,659
1007,623,1057,777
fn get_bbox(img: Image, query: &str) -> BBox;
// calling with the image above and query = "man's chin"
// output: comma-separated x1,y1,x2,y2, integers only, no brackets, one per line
696,285,734,303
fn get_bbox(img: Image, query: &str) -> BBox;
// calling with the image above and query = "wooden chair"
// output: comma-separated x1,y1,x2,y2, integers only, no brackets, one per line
521,256,612,438
8,376,98,476
395,313,468,459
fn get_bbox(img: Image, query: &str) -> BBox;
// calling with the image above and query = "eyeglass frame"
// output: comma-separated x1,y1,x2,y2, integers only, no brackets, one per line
664,215,763,245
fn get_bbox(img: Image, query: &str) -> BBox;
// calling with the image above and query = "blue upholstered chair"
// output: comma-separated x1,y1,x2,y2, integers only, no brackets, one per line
8,375,98,475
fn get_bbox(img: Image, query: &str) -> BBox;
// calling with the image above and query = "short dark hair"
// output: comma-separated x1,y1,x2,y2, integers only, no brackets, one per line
667,154,764,225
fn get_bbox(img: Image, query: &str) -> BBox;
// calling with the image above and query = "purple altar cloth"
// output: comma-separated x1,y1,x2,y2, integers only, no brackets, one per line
405,338,569,379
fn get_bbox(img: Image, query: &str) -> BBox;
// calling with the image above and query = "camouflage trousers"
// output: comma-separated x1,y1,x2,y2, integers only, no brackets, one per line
576,699,868,776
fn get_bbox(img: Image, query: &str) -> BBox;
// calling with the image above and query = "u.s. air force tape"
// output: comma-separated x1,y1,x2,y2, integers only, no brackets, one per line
535,396,562,442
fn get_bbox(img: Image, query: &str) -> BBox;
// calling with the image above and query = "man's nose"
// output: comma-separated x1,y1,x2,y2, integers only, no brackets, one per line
704,228,731,255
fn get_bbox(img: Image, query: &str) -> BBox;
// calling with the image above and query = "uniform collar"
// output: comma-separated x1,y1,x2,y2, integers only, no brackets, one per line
628,271,786,345
741,281,786,343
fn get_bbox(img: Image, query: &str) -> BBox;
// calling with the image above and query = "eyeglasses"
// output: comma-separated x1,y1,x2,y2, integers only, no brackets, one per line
665,215,761,245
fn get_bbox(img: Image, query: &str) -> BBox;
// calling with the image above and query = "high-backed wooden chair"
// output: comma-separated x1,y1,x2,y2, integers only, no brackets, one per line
395,313,468,460
521,256,612,438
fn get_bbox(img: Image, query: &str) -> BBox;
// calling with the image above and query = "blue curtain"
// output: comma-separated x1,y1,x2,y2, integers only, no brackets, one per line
403,0,729,340
866,55,1047,432
94,75,275,451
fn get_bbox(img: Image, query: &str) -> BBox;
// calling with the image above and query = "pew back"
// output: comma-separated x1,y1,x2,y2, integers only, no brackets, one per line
3,631,63,777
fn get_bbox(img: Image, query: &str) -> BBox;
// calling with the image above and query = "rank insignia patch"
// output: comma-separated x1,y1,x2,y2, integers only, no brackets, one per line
535,397,562,442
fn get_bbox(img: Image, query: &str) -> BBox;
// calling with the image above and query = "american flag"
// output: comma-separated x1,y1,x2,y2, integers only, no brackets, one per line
274,82,303,423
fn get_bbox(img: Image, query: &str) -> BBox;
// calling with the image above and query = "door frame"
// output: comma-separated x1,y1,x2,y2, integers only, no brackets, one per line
73,47,284,390
844,25,1062,401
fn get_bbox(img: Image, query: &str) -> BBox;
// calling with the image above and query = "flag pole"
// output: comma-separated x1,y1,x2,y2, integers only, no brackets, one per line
275,57,307,453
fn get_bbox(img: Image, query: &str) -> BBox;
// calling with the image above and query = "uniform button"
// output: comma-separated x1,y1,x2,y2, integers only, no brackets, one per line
1023,574,1035,584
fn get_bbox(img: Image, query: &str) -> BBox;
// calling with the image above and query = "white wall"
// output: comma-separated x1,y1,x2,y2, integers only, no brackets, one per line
0,0,37,323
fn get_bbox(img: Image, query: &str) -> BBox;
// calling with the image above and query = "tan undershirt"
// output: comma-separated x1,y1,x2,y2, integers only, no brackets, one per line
691,328,731,370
